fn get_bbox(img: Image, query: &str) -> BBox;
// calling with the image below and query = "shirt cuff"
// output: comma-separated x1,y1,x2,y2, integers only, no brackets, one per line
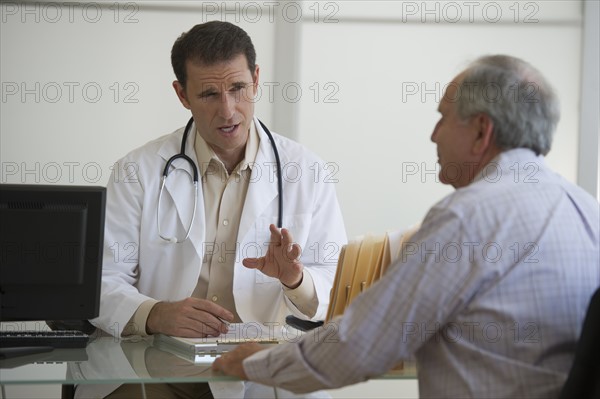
243,346,275,382
122,299,159,337
282,270,318,318
243,342,323,393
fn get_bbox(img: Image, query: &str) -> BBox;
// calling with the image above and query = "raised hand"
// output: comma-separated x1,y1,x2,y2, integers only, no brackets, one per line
243,224,304,288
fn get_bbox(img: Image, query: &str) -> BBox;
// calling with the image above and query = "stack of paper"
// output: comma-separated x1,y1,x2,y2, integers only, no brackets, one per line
153,322,282,363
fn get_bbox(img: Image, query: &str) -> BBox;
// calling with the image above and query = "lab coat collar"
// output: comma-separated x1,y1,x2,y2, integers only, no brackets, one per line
237,116,280,244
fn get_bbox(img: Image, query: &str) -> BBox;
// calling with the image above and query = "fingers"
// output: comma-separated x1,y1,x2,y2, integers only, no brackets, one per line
189,299,234,335
288,242,302,261
212,343,263,379
147,298,234,337
280,227,292,248
243,224,302,267
242,225,303,288
271,224,299,260
191,298,234,323
269,223,281,241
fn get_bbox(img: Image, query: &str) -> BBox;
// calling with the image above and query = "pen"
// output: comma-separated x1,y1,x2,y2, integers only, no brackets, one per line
216,316,231,327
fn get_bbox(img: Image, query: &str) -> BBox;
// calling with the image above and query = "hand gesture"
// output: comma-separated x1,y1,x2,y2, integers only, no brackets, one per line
243,224,304,288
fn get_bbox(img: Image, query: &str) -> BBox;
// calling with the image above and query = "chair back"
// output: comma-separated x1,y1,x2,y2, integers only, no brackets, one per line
559,287,600,399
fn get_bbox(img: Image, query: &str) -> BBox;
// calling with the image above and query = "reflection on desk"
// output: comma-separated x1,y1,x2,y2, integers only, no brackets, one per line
0,336,417,386
0,336,232,385
0,347,87,369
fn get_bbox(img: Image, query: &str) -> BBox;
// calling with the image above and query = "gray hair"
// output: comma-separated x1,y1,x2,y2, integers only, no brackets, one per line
455,55,560,156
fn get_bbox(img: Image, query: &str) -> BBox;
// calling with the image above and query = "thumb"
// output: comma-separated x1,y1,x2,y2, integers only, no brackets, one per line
242,257,265,270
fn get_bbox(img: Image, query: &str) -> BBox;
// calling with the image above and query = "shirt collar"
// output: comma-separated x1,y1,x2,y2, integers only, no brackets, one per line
472,148,544,184
194,120,260,177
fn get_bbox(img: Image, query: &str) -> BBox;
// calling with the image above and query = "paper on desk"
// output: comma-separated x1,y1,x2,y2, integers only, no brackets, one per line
153,322,284,359
176,321,284,344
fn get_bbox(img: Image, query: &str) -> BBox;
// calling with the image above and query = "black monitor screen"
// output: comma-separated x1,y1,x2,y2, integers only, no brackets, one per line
0,184,106,322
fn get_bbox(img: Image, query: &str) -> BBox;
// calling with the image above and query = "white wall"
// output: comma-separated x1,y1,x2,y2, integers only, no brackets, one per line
1,1,597,398
0,2,595,233
293,1,587,237
0,2,276,187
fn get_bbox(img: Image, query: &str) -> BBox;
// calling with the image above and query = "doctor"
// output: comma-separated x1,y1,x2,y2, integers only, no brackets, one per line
84,21,346,399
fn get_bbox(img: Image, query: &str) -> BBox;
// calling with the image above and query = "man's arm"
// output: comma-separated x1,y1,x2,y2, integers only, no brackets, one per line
215,205,490,392
89,156,150,337
92,156,236,338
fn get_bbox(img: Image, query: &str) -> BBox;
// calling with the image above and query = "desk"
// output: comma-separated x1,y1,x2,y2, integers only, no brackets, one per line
0,337,417,386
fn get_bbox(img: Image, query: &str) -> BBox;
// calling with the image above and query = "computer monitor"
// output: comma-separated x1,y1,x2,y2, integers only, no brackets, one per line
0,184,106,323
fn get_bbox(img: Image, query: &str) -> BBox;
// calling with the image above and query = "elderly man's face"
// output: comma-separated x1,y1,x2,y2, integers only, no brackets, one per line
430,75,485,189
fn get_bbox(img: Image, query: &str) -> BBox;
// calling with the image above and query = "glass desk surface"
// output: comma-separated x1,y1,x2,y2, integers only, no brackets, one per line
0,336,417,385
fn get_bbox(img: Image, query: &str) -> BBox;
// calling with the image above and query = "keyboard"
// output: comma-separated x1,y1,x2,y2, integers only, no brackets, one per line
0,330,90,349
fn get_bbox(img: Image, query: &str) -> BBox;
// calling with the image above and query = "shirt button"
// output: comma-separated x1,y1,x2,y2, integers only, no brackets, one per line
211,295,218,302
218,256,224,263
223,219,229,226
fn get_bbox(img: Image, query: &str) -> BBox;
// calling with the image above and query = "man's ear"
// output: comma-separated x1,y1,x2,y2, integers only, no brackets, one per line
173,81,191,110
252,65,260,95
472,113,495,155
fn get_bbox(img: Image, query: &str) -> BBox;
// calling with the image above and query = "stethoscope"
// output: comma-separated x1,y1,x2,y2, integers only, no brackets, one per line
157,116,283,243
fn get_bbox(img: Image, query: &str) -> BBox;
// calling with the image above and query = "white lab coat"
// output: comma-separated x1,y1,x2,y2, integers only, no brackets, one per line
78,117,346,398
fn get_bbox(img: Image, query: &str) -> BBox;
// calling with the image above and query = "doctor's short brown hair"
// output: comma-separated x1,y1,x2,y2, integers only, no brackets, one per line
171,21,257,89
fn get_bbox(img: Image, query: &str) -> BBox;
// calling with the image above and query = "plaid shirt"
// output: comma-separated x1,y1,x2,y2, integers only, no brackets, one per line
244,148,600,398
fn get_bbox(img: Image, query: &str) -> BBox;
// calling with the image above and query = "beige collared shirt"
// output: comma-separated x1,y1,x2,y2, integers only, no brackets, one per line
190,121,258,322
125,121,316,336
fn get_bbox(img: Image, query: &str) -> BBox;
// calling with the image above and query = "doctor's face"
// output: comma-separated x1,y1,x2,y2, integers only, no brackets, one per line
173,54,259,166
